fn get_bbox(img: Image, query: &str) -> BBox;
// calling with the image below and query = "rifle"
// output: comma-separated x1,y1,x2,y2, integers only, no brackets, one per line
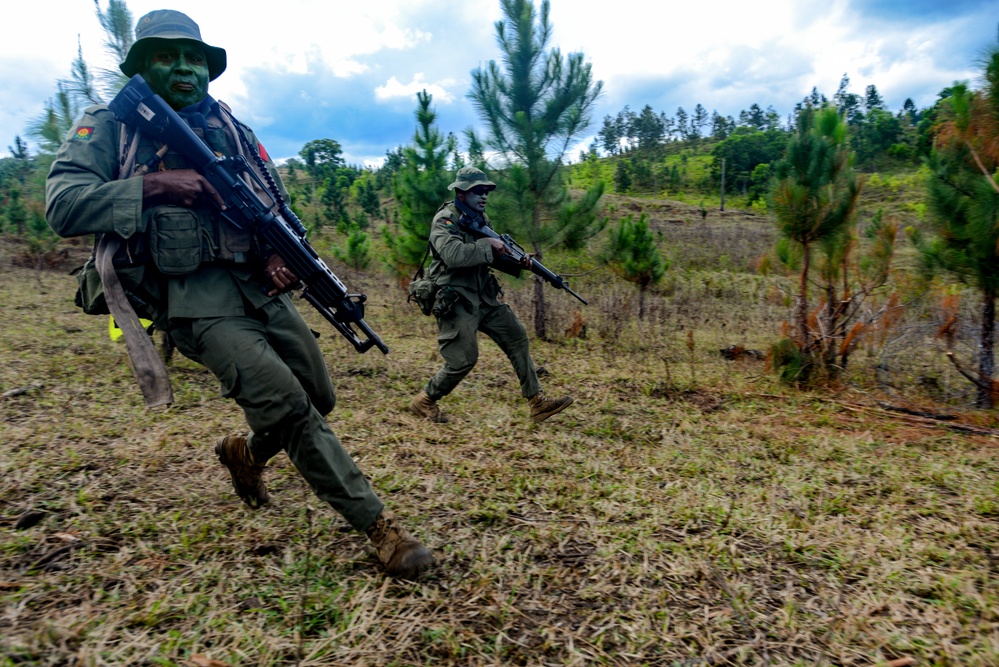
108,75,388,355
455,206,588,305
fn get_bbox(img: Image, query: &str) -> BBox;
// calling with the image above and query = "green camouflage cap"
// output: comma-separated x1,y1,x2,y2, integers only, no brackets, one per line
120,10,227,81
448,166,496,192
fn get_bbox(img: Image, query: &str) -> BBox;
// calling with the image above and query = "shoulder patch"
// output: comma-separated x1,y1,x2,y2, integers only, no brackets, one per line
73,127,95,141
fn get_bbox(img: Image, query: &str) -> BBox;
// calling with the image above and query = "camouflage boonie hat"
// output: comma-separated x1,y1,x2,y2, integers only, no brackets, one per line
448,166,496,192
120,10,227,81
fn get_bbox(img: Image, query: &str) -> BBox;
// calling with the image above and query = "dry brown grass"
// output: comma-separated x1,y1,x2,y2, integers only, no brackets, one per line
2,233,998,666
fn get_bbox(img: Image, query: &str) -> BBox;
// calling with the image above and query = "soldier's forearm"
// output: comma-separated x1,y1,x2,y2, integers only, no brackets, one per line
45,176,145,239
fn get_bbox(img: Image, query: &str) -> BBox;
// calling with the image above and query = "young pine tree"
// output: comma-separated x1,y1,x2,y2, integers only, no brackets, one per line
333,224,372,274
770,106,861,379
604,213,668,319
916,39,999,406
383,90,454,285
356,176,382,219
468,0,604,339
320,177,347,230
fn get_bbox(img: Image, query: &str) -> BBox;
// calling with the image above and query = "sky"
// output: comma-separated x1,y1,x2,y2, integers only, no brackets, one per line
2,0,997,166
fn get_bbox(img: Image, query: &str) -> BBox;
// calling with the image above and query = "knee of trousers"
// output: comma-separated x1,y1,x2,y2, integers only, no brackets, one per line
506,333,531,354
441,352,478,377
309,385,336,417
220,360,312,435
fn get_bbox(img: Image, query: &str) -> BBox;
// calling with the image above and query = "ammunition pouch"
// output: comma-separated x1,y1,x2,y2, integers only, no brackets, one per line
148,206,201,275
432,286,462,319
145,204,254,275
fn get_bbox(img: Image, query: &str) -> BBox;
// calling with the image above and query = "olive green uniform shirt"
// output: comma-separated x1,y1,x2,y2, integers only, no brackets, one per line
427,202,503,307
46,104,281,324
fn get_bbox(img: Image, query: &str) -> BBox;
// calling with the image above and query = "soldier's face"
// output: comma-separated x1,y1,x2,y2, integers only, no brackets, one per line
142,40,210,110
459,186,490,213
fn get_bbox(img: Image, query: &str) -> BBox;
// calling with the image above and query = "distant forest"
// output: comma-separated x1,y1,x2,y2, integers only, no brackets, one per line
583,74,933,201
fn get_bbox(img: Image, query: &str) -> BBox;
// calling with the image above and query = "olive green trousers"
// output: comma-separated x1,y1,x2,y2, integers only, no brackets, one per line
424,299,542,401
169,295,383,531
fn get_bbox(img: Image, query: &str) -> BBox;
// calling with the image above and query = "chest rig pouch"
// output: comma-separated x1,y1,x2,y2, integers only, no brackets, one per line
141,125,254,275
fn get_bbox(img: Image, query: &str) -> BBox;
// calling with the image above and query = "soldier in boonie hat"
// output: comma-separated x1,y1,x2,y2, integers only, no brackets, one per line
120,9,227,81
47,9,435,581
448,166,496,192
409,165,574,425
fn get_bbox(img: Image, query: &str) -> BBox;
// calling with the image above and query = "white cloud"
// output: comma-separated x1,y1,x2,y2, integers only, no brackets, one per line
2,0,995,160
375,74,455,103
548,0,800,82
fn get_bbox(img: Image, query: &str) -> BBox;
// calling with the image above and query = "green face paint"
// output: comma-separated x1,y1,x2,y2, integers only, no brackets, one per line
141,40,210,110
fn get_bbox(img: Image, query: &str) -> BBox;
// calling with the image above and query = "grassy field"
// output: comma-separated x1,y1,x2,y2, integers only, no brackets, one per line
1,200,998,667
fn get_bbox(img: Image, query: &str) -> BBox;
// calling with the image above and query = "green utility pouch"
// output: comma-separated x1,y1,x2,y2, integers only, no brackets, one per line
74,254,108,315
432,286,461,319
147,206,202,275
73,254,159,320
74,231,158,319
407,278,437,316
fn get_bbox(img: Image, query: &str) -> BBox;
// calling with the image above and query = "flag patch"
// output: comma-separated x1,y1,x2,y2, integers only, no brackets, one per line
73,127,94,141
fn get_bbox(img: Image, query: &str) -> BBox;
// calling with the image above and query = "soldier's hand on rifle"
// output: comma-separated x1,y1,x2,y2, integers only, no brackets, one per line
265,254,300,295
487,238,508,256
142,168,226,208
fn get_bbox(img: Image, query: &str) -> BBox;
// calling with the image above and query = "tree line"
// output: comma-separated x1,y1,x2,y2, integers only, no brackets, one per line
591,73,935,202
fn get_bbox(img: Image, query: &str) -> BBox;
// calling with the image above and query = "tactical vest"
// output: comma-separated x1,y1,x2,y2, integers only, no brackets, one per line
126,109,256,275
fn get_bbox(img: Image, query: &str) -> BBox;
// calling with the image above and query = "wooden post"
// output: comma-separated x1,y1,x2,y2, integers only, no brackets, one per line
720,157,726,211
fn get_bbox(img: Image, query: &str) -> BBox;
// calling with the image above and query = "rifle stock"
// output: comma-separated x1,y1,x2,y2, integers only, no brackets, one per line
109,75,388,355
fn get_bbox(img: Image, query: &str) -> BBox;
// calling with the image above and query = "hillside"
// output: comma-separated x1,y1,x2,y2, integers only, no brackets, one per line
2,193,998,663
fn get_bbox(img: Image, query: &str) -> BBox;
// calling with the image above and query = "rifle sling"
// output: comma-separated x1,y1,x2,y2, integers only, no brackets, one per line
412,245,431,281
94,233,173,408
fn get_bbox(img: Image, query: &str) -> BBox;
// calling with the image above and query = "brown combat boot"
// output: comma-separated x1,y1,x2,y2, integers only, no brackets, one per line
528,392,574,423
215,434,270,509
410,390,448,423
366,510,435,579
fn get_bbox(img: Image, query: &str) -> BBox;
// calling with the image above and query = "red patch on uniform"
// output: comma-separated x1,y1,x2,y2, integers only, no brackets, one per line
74,127,94,141
257,142,270,162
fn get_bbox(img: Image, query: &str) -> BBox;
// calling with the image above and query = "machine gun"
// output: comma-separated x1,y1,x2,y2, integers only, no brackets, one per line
456,211,587,305
109,75,388,354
